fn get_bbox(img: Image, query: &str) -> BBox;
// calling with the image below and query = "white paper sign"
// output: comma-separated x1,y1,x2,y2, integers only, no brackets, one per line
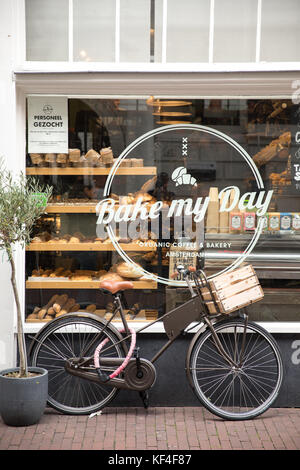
28,96,68,153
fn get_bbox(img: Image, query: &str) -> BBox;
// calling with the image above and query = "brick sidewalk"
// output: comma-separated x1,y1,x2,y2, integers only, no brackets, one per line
0,406,300,451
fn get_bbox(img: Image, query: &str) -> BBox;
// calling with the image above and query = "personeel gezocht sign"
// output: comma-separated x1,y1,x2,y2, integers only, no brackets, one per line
27,96,68,154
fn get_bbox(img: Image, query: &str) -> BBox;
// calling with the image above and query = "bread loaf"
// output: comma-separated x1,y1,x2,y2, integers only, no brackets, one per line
69,148,81,163
38,294,60,319
86,304,97,312
47,307,56,317
53,294,69,313
27,306,40,319
56,298,76,316
69,303,80,313
116,262,143,279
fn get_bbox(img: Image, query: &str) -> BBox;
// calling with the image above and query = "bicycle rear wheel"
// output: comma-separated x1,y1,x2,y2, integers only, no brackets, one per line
188,318,283,420
30,314,127,415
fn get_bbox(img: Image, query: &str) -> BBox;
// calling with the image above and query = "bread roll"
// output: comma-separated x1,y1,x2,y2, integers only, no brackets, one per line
30,153,44,165
73,232,85,241
99,272,124,282
49,267,65,278
41,269,52,277
116,262,143,279
71,275,92,280
134,191,153,202
100,147,114,163
56,153,68,164
69,236,80,243
85,149,100,165
45,153,56,163
31,237,43,244
69,148,81,163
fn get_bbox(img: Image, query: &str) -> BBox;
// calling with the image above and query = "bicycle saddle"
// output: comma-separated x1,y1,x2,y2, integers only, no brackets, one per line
99,279,134,294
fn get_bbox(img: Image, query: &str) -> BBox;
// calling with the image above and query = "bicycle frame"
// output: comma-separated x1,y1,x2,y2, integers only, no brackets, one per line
62,269,245,391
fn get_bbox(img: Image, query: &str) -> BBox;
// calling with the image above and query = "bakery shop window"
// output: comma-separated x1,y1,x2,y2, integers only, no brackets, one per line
25,97,300,324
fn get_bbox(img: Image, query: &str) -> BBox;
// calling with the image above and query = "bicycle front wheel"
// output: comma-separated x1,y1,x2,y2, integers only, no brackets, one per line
30,315,127,415
188,318,283,420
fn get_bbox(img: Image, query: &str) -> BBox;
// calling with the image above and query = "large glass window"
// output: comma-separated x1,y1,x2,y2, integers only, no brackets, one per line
25,0,69,61
213,0,257,62
73,0,116,62
166,0,210,62
260,0,300,62
25,0,300,64
25,95,300,325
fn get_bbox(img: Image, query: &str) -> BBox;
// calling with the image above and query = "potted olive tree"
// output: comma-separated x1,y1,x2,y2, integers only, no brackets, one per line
0,161,52,426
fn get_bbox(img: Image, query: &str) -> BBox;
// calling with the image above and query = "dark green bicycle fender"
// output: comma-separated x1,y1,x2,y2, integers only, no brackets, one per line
185,322,210,391
28,311,129,357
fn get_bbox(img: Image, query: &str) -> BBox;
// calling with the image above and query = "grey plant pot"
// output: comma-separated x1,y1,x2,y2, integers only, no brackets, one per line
0,367,48,426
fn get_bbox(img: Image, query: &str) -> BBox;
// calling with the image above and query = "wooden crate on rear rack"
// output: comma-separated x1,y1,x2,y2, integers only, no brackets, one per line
200,265,264,314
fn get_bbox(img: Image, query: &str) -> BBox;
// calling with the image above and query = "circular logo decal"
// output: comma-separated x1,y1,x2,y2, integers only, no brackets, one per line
99,124,270,286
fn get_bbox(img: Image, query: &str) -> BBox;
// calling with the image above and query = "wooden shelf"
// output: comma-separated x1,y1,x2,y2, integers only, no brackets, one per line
26,279,157,289
26,167,157,176
46,204,98,213
26,309,158,323
26,242,156,251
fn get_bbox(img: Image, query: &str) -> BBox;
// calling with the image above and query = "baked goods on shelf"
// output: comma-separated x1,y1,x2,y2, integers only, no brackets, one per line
252,131,291,167
27,295,97,321
27,297,158,323
28,148,145,168
28,262,146,282
29,230,155,248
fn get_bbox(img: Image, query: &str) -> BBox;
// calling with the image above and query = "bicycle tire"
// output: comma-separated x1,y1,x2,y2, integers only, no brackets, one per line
30,314,127,415
188,318,283,420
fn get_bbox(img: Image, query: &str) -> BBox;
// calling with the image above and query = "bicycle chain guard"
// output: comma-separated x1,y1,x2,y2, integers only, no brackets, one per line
123,359,157,391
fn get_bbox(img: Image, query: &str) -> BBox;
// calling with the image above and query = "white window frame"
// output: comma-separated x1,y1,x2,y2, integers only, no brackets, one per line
19,0,300,73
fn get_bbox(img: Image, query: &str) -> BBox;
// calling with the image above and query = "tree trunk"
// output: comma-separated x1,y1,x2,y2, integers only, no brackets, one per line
9,252,28,377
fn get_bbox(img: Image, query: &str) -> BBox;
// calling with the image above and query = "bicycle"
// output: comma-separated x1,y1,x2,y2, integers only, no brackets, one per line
29,265,283,421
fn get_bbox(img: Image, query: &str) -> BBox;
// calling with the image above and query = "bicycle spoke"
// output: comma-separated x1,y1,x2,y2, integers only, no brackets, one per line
31,316,125,415
190,319,283,419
